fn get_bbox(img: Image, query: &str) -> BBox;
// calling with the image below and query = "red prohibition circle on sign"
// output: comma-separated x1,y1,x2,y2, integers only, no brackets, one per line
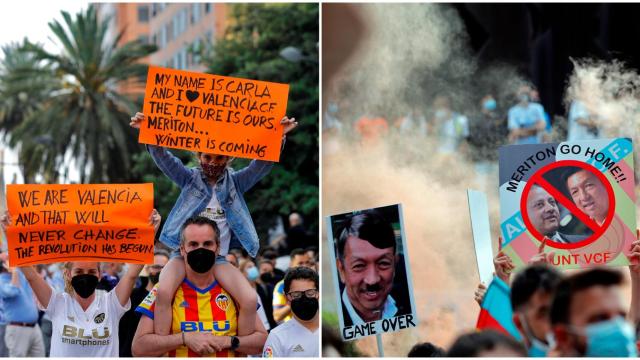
519,159,616,250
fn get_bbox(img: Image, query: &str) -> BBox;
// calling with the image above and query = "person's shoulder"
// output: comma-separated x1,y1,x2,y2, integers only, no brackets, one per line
102,288,122,304
270,318,298,336
136,284,159,317
192,166,208,179
268,322,289,336
275,279,285,291
530,102,545,112
341,297,354,327
50,289,70,301
213,281,232,296
273,268,286,277
454,113,468,121
139,284,159,304
46,290,70,310
263,329,284,358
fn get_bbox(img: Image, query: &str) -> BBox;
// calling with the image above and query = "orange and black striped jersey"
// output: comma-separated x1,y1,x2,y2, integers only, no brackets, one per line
136,279,237,357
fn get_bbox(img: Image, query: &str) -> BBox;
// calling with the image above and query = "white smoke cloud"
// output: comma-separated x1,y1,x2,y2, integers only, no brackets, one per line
565,59,640,149
322,3,526,356
322,4,640,356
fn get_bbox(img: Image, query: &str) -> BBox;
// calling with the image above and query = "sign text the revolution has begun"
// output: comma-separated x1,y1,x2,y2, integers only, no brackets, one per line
5,184,154,266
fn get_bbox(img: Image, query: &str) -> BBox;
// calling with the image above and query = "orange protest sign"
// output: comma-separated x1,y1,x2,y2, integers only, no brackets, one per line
139,66,290,162
5,184,154,266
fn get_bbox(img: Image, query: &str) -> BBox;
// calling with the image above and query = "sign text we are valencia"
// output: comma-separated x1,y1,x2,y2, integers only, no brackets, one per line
140,66,290,162
5,184,155,266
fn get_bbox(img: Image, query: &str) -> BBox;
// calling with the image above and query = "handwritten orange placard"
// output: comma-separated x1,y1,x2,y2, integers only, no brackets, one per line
5,184,154,266
139,66,290,162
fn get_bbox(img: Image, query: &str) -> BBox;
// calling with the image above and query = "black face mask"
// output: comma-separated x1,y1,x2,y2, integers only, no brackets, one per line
148,273,160,285
291,296,318,321
186,248,216,273
260,272,274,284
71,274,99,299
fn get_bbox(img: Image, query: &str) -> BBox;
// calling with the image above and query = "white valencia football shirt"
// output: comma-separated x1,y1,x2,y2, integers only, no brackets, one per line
46,289,130,357
262,317,319,357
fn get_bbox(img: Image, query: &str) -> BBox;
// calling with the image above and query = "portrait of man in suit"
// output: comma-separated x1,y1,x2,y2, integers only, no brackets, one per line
333,208,412,327
564,168,610,226
526,184,587,244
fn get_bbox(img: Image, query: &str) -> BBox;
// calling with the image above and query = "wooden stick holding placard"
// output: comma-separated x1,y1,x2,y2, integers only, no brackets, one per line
376,334,385,357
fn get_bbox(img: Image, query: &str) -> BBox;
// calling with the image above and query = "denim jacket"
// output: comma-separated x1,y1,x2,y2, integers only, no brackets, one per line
147,145,274,257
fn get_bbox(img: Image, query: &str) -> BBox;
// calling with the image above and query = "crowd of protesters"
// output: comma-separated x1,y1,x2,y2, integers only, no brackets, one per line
321,82,640,357
0,213,318,358
324,83,603,162
0,111,319,358
392,231,640,357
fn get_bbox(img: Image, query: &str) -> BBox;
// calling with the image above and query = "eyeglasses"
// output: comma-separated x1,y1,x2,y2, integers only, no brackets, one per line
287,289,318,300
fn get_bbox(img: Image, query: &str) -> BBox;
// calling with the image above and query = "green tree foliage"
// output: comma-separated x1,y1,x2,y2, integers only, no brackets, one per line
0,6,156,183
200,3,319,241
0,40,59,182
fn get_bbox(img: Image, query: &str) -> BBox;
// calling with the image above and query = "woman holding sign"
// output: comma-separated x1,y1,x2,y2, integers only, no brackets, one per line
130,112,297,343
1,209,161,357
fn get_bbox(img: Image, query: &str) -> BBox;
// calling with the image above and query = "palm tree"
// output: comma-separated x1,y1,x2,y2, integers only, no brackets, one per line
0,40,59,182
3,5,156,183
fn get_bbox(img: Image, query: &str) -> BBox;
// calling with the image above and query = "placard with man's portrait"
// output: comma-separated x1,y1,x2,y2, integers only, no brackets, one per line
326,204,418,341
499,138,636,270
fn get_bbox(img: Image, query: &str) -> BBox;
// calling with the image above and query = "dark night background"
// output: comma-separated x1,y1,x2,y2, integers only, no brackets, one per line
453,3,640,121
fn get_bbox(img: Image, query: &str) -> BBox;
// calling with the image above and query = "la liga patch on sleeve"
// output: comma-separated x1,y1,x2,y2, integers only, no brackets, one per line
263,346,273,358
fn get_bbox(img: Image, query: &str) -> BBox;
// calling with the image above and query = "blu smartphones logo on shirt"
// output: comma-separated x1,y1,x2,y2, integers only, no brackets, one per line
180,321,230,332
62,325,110,339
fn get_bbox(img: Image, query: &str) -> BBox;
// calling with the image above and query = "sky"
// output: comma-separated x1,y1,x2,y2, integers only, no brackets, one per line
0,0,90,184
0,1,90,52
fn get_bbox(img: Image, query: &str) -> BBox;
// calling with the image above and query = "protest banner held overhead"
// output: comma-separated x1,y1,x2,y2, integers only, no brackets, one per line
326,204,418,342
5,183,155,266
139,66,290,162
499,138,636,270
